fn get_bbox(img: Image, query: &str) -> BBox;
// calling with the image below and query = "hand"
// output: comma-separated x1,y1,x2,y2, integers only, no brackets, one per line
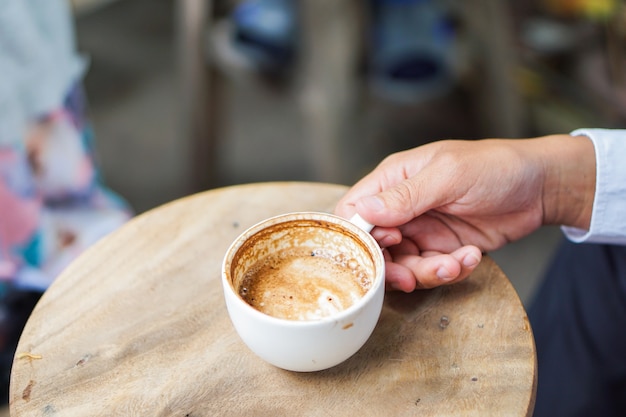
335,135,595,292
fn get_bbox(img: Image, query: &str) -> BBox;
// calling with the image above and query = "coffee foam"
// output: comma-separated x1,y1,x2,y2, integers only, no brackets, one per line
238,247,371,321
229,218,378,321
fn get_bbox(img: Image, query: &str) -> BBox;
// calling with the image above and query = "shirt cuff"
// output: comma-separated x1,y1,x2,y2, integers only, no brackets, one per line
561,128,626,244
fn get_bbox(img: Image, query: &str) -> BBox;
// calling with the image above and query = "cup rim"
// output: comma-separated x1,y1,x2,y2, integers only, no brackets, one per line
222,211,385,326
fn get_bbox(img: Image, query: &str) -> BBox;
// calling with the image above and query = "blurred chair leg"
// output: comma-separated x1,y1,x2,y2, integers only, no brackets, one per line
297,0,364,183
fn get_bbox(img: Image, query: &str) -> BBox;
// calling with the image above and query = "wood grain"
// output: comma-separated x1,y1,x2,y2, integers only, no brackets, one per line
10,182,536,416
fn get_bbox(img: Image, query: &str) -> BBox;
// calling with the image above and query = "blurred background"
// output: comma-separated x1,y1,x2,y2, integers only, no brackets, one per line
70,0,626,306
76,0,626,211
0,0,624,412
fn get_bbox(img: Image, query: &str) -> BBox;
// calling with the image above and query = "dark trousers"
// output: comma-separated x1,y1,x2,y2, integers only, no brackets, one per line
528,239,626,417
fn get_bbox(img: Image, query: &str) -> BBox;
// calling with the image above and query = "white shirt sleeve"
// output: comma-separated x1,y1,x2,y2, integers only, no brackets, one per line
561,128,626,244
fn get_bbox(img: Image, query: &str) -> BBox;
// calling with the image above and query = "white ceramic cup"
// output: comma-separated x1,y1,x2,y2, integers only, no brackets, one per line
222,212,385,372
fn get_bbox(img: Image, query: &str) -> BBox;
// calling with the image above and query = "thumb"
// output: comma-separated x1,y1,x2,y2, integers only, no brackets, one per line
355,179,434,228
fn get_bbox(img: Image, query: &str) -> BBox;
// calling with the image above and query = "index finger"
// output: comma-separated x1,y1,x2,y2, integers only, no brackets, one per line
334,158,409,219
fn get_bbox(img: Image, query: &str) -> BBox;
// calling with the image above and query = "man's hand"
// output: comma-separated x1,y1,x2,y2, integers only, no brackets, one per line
335,135,595,292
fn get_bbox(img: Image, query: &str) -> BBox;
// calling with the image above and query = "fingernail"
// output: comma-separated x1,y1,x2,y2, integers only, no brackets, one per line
379,235,396,247
360,195,385,212
463,254,480,268
437,266,455,281
387,280,401,291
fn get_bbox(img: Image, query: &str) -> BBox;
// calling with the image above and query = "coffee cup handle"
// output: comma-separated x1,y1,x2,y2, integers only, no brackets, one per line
349,213,374,233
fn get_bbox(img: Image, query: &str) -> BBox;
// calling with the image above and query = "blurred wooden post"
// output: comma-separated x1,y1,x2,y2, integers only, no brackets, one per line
297,0,363,183
462,0,524,138
177,0,218,191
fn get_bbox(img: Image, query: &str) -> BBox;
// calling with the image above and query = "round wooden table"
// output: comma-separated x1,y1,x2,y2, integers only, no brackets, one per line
10,182,536,416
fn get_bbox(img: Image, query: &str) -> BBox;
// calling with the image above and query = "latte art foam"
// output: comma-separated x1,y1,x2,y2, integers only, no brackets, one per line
238,247,372,321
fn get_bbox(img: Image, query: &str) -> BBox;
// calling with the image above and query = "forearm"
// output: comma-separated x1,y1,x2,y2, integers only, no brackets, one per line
522,134,596,230
560,129,626,244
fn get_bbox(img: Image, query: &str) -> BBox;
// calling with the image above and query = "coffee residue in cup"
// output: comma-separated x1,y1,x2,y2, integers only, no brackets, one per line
238,247,372,321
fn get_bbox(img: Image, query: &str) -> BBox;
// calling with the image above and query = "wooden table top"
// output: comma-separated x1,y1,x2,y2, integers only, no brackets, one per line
10,182,536,416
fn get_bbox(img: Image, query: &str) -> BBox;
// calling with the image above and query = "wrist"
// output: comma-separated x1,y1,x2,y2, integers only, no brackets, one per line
537,134,596,229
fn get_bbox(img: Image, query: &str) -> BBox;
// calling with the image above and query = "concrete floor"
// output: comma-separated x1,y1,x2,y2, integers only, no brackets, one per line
75,0,563,306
